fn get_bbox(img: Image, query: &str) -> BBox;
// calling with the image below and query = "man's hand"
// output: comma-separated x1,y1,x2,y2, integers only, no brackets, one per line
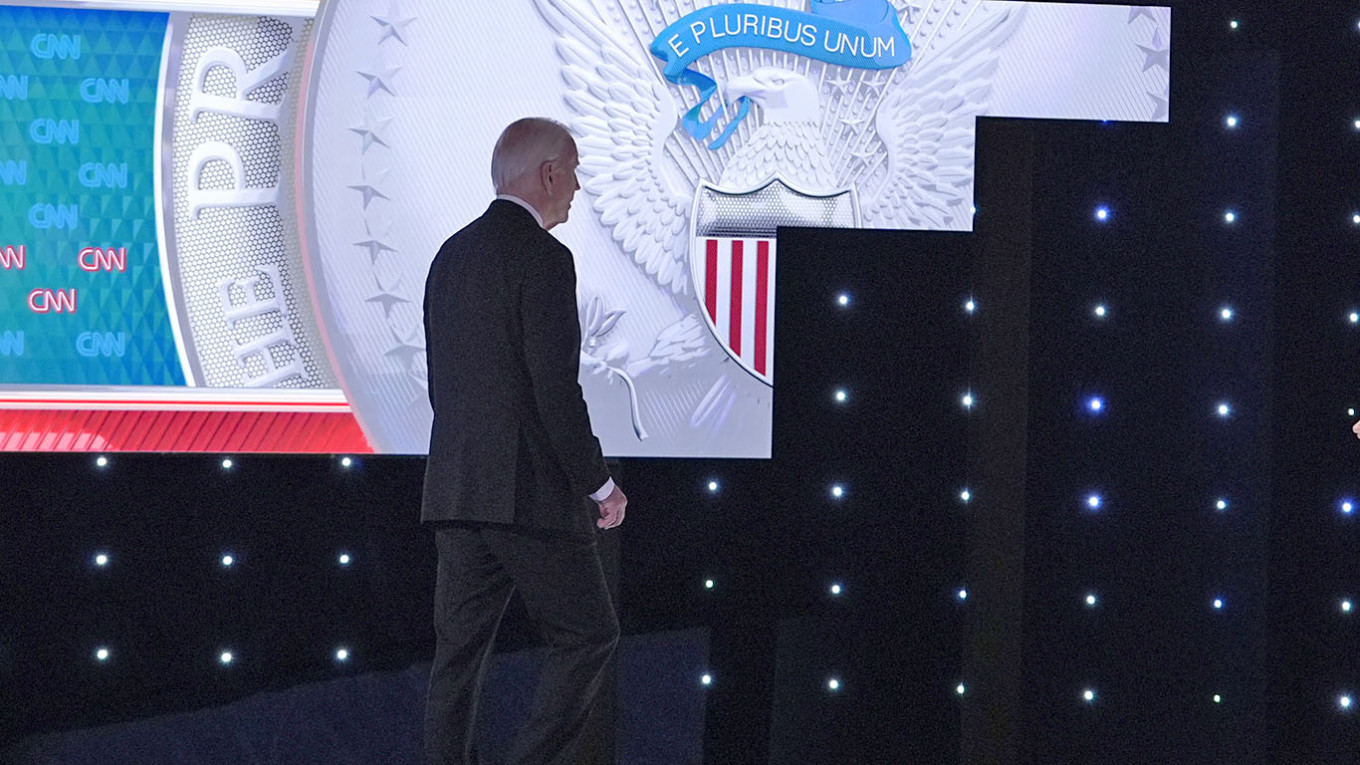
1353,420,1360,439
596,484,627,530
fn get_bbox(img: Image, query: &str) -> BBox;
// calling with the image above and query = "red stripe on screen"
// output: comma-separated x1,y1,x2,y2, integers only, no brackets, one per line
705,239,719,324
755,240,770,375
729,240,744,356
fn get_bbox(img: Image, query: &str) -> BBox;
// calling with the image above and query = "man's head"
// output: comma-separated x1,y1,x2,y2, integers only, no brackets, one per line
491,118,580,230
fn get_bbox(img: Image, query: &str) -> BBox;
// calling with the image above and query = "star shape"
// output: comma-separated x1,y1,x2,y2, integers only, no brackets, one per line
366,279,410,318
348,169,391,209
349,110,393,153
354,220,398,263
357,60,401,97
1137,31,1169,73
1147,91,1168,120
372,4,417,46
826,76,856,96
1128,7,1158,24
385,326,426,368
841,114,870,130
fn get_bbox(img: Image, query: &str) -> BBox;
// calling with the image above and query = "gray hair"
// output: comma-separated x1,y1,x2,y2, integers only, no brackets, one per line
491,118,574,193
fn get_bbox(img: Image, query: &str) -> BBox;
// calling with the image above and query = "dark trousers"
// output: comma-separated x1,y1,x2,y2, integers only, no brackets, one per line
423,523,619,765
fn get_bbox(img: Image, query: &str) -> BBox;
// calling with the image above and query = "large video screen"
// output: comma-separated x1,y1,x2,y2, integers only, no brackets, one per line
0,0,1169,455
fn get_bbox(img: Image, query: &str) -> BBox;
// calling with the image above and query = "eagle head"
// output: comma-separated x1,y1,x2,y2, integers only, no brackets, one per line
724,68,821,124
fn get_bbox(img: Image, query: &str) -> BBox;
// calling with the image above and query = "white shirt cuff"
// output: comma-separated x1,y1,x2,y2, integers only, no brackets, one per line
590,477,615,502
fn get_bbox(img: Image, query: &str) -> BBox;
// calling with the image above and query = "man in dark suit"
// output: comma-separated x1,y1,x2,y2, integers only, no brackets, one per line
421,117,628,765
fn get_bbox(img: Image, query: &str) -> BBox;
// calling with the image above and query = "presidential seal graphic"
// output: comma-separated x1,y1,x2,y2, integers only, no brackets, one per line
298,0,1170,457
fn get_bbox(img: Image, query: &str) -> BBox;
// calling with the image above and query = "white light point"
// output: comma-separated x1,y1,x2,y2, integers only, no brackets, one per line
965,299,976,314
1350,312,1359,325
336,648,349,662
961,393,974,410
956,683,966,696
830,484,845,500
95,647,110,662
957,588,969,602
1095,206,1110,222
707,480,720,493
834,389,848,404
1225,115,1239,129
1083,689,1096,703
1229,19,1239,30
704,578,715,590
701,673,712,686
828,678,841,692
960,489,971,503
1341,599,1353,614
1216,499,1228,512
94,553,109,567
1343,500,1355,515
339,553,352,566
1214,694,1223,704
221,458,234,470
340,457,353,468
1352,213,1360,226
830,583,843,596
1213,598,1225,610
1224,211,1237,224
1341,694,1353,711
220,651,234,665
221,555,234,568
95,456,108,468
837,293,850,307
1085,594,1098,607
1086,495,1102,510
1220,307,1233,322
1088,397,1104,413
1094,304,1108,319
1217,403,1232,418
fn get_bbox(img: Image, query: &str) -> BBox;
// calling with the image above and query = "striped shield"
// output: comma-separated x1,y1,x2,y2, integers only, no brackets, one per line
690,179,858,386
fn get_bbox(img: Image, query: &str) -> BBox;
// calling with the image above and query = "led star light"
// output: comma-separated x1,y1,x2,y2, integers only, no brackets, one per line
1341,500,1354,515
221,555,234,568
1341,695,1353,711
701,674,712,686
95,456,108,468
831,484,845,499
95,647,110,662
828,678,841,692
1213,598,1225,610
1216,498,1228,511
965,299,976,314
837,293,851,307
1094,304,1108,319
1224,210,1237,224
1087,494,1102,510
339,553,352,565
1088,397,1104,413
960,489,971,503
962,393,975,409
335,648,349,662
957,588,969,601
1217,403,1232,418
1352,213,1360,226
834,389,848,404
341,457,353,468
1085,594,1098,607
1225,114,1239,129
94,553,109,567
957,683,966,696
221,458,234,470
707,480,720,493
1220,307,1233,321
220,651,234,665
1341,599,1353,614
1083,689,1096,703
1349,312,1359,325
1095,206,1110,222
830,583,843,596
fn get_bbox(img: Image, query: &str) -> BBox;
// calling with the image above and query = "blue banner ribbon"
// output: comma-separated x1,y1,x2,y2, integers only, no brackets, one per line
650,0,911,150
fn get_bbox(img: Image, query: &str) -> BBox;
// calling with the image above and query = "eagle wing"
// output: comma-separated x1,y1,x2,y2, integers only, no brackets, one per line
534,0,694,294
861,2,1027,230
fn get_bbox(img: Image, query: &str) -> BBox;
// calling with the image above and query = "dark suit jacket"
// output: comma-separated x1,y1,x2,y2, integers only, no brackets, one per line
421,200,611,535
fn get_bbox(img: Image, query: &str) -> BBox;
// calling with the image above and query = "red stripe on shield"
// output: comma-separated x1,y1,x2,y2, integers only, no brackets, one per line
755,240,769,376
729,240,743,356
705,239,718,324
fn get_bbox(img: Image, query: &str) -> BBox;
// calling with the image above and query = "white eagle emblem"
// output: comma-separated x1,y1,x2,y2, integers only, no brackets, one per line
538,0,1026,438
